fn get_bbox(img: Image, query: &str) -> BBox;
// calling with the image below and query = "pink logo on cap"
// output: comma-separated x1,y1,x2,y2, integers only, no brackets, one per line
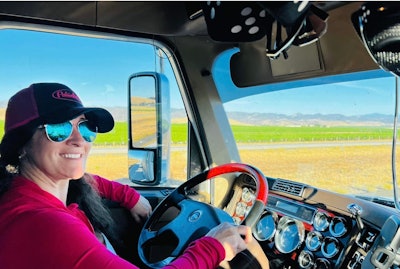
52,89,81,103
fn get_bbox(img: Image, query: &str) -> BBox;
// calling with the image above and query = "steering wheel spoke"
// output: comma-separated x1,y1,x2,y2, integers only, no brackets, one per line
138,228,157,248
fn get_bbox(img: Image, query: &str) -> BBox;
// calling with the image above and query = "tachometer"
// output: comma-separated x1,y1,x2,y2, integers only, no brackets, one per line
275,216,305,253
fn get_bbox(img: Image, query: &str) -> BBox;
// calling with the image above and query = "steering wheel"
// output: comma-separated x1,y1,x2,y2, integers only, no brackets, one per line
137,163,269,268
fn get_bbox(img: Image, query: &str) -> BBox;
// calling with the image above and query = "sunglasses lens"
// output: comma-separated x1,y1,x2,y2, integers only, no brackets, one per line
78,121,97,142
44,121,97,143
45,122,72,142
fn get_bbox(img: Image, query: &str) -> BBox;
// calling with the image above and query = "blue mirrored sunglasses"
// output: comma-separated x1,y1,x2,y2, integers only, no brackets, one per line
39,120,97,143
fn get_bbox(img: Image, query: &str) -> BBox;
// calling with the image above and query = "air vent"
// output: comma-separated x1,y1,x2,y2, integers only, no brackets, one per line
271,178,305,196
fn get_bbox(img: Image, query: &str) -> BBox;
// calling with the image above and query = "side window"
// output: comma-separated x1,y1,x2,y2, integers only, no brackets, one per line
0,28,188,185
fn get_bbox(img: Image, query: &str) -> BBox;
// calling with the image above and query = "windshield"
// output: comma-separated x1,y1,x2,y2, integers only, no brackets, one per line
214,49,399,201
2,27,400,202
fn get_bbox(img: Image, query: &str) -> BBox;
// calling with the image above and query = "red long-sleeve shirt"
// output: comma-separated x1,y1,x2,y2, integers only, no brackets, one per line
0,176,225,269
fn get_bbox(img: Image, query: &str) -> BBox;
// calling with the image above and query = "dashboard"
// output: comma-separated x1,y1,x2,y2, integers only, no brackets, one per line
254,194,378,268
111,171,400,269
198,172,400,269
247,177,400,269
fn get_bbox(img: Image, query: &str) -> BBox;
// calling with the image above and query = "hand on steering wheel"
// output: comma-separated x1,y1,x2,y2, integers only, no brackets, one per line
137,163,269,268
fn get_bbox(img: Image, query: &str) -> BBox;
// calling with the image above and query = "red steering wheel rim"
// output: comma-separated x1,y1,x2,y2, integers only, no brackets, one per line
206,162,268,206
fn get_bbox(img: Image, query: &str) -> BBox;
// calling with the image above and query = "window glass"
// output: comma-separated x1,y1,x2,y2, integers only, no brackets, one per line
0,29,187,184
215,49,398,200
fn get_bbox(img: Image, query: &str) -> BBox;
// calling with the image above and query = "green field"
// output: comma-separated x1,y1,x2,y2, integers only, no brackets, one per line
0,121,394,145
231,125,394,142
172,123,394,143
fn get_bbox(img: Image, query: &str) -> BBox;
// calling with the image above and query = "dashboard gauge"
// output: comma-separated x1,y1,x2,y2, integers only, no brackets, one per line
305,231,323,251
233,216,242,224
321,236,341,258
329,216,348,237
313,212,330,232
275,216,305,254
235,201,248,218
252,211,277,241
314,258,331,269
298,250,314,269
231,186,255,225
241,187,255,203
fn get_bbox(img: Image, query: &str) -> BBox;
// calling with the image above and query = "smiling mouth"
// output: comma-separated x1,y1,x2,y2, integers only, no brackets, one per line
62,154,82,159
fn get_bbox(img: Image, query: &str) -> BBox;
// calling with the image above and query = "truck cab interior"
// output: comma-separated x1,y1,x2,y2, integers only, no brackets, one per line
1,1,400,269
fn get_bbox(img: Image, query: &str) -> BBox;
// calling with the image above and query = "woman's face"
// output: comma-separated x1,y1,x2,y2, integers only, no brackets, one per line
21,115,92,181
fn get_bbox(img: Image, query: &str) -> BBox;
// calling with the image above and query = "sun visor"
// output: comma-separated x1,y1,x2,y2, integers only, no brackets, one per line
230,37,273,88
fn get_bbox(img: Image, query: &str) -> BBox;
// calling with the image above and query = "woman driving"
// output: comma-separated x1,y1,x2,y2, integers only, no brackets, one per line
0,82,256,269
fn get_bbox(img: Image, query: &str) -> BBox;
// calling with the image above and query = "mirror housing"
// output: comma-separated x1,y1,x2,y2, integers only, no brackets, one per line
128,72,171,185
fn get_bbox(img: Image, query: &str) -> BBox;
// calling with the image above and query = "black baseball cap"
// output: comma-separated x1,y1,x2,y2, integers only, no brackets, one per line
5,82,114,134
1,82,114,164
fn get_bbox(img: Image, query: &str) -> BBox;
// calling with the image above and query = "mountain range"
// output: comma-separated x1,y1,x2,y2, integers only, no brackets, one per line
0,106,394,127
171,109,393,127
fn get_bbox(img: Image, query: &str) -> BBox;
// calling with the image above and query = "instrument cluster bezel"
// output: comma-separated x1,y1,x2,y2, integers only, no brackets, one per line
253,194,355,269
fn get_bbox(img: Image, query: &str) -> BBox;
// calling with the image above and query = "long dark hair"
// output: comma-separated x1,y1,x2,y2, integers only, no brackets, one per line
0,164,14,197
67,175,116,238
0,124,37,196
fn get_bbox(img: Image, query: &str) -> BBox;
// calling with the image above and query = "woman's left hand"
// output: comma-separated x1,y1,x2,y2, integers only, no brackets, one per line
129,195,152,223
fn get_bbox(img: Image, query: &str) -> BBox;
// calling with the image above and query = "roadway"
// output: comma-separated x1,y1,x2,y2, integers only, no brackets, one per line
90,140,393,155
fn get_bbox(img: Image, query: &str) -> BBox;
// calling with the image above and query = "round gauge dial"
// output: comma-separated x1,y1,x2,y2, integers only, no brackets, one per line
241,187,255,203
321,236,341,258
235,201,248,218
305,231,323,251
314,258,331,269
298,250,314,269
252,211,277,241
313,211,330,232
274,216,305,254
329,216,348,237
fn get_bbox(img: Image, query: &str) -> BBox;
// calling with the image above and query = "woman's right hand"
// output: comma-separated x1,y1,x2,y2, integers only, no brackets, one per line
205,222,252,261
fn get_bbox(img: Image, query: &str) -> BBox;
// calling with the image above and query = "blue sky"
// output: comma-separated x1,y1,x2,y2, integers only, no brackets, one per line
0,29,157,107
221,73,397,115
1,28,398,116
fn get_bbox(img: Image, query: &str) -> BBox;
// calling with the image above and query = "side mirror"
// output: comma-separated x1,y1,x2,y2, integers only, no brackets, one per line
128,72,171,185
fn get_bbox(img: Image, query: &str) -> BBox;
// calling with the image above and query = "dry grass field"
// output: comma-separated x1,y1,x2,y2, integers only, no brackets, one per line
239,143,395,194
87,142,396,195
